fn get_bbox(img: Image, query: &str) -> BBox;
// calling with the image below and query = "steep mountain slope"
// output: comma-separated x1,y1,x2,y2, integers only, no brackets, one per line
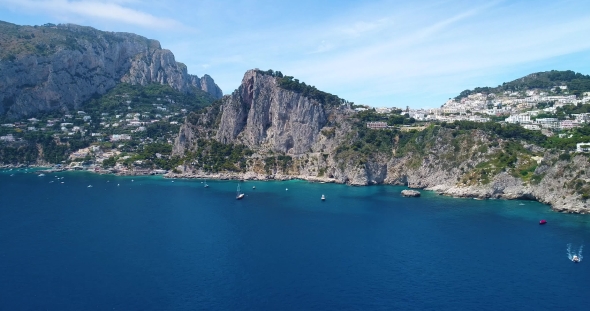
173,69,590,214
0,21,222,119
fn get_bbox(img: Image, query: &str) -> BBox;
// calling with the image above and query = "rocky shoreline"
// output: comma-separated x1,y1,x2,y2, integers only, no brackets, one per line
164,170,587,214
3,163,586,215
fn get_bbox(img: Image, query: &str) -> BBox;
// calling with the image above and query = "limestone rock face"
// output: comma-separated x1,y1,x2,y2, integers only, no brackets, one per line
0,22,222,118
200,74,223,99
216,70,330,155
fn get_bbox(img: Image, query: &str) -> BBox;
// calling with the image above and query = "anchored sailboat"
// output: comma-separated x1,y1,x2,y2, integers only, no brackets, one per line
236,184,244,200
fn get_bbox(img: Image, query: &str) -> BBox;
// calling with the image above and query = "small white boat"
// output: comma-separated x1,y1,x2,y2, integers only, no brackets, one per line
321,194,325,201
572,255,580,263
204,180,209,188
87,185,93,188
252,186,255,189
236,184,244,200
38,174,45,177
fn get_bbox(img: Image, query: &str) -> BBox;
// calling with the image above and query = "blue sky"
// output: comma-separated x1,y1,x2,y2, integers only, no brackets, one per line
1,0,590,109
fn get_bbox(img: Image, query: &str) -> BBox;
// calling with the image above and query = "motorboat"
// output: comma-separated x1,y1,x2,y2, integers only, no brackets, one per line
321,194,325,201
572,255,580,263
539,220,547,225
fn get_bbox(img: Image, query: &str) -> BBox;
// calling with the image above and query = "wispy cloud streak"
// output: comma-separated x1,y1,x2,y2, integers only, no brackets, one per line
0,0,191,31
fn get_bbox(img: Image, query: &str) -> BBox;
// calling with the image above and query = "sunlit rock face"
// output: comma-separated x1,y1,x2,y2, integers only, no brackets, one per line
0,22,222,118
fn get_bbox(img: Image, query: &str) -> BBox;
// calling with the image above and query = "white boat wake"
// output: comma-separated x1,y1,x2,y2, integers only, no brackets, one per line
567,243,583,262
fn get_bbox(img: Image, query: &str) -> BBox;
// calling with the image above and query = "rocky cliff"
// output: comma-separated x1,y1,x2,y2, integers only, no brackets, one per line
173,69,590,214
215,70,342,154
0,21,222,119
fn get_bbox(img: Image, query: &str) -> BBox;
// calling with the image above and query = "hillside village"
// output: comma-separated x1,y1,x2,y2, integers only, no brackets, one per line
0,85,196,174
364,88,590,134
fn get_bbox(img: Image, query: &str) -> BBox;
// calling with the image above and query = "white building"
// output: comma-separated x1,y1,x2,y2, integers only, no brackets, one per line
366,122,388,129
523,124,541,131
110,134,132,141
505,114,531,124
0,134,15,141
560,120,580,130
576,143,590,153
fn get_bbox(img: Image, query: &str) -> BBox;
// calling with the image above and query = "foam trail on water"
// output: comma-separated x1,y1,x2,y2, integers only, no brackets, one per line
567,243,584,262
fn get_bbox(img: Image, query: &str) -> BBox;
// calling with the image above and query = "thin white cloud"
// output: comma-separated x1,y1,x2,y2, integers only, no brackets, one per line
2,0,590,108
266,1,590,107
0,0,192,31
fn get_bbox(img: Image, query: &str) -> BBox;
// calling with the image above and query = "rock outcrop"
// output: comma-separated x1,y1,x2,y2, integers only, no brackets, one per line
401,190,421,197
215,70,337,154
0,21,222,118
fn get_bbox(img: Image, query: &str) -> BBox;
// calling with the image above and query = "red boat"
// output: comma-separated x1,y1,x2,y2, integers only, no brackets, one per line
539,219,547,225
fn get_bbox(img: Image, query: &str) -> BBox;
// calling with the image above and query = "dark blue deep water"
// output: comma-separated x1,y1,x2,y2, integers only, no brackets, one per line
1,169,589,310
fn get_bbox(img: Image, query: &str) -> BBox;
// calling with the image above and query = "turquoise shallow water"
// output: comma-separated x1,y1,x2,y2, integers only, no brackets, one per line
1,169,589,310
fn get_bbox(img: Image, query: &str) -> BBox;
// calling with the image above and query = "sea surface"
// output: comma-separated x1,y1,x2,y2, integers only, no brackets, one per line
1,169,589,310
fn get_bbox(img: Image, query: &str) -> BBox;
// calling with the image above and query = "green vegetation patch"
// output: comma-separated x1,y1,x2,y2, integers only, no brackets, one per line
184,139,253,173
255,69,351,107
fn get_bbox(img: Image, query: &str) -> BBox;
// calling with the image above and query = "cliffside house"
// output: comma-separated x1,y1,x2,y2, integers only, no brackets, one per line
366,122,388,129
110,134,131,141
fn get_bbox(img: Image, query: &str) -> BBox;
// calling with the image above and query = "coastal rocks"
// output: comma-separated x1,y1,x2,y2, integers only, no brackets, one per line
401,190,421,197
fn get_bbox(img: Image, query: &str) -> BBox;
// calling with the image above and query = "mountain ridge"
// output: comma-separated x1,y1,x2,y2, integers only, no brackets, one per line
454,70,590,101
0,21,222,119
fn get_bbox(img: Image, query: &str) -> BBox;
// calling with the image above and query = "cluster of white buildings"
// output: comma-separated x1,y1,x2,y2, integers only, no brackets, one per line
419,90,590,130
363,90,590,132
0,134,15,142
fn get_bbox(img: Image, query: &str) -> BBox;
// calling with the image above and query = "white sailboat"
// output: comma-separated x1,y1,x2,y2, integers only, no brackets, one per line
204,179,209,188
236,184,244,200
321,194,325,201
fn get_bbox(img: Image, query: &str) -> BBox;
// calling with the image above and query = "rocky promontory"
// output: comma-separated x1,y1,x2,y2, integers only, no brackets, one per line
173,69,590,214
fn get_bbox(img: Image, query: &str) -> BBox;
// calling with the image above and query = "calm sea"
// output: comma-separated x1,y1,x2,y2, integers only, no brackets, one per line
1,169,589,310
